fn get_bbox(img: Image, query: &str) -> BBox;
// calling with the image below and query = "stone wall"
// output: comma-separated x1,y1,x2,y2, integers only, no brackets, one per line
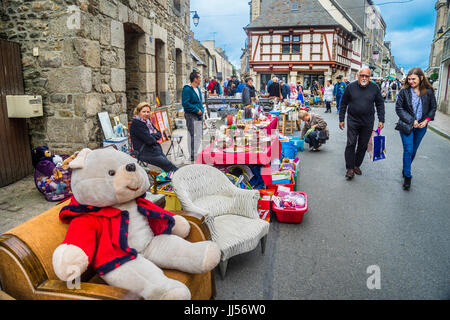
0,0,191,154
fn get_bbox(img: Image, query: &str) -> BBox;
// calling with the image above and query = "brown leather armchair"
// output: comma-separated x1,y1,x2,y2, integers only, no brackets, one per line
0,200,216,300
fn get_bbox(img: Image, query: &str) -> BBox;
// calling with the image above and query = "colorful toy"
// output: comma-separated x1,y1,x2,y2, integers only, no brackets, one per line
52,148,220,300
33,148,73,202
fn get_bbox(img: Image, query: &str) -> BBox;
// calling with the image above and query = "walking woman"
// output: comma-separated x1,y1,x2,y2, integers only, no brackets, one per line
323,80,334,113
395,67,437,190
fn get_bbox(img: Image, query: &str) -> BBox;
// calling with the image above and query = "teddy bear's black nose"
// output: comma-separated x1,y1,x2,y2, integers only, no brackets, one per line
125,163,136,172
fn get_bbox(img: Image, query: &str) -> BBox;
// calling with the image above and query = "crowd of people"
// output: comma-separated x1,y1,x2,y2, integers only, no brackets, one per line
203,75,243,97
129,66,436,192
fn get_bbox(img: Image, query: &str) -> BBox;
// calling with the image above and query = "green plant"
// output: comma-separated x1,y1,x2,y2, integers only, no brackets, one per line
430,72,439,82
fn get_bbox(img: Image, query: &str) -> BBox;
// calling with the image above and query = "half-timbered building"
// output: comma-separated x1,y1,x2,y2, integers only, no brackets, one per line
245,0,363,91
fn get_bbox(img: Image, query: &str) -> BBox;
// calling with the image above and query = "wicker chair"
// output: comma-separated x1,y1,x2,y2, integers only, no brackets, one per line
172,164,270,279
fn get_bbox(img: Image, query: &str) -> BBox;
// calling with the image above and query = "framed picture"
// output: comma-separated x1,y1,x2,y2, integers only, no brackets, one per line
98,111,114,139
149,112,163,143
161,110,172,136
149,108,171,142
155,111,166,141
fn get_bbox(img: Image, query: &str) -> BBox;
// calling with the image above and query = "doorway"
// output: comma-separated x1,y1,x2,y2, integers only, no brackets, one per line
175,48,183,103
124,23,145,119
155,39,168,106
0,40,33,186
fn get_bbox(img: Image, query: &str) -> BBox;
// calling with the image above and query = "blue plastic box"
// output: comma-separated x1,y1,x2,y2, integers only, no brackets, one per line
287,136,304,152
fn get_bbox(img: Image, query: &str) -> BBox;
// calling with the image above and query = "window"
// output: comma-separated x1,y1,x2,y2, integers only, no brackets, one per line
292,35,300,53
304,74,324,90
291,3,299,11
275,74,288,83
282,35,290,54
282,44,291,53
173,0,182,16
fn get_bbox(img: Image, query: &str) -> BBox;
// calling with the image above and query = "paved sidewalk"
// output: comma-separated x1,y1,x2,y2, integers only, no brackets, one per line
0,175,55,234
429,110,450,139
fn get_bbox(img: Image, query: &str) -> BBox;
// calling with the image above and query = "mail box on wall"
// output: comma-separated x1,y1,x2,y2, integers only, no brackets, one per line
6,95,43,118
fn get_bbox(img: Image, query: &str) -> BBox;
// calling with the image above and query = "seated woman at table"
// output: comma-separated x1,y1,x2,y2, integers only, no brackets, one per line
299,111,329,152
129,102,178,172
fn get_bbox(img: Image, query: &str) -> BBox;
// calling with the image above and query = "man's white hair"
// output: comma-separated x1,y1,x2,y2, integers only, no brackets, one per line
358,68,372,76
273,77,278,82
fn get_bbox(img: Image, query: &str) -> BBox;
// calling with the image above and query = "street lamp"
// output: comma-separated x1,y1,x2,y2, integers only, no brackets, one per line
190,11,200,27
436,27,450,39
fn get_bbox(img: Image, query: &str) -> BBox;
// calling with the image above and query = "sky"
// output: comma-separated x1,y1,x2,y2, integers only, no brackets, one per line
189,0,437,73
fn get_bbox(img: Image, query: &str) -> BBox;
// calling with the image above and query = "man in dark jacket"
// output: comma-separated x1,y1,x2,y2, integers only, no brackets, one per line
339,68,385,179
242,77,257,106
182,70,204,162
333,75,347,113
267,77,281,99
227,75,240,96
280,80,291,100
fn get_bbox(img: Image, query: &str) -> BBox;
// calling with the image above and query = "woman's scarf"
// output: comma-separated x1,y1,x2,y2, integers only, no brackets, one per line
134,115,157,134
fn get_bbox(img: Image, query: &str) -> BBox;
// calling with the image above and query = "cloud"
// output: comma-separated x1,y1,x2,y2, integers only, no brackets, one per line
190,0,250,68
385,26,434,71
377,0,435,32
377,0,436,71
189,0,436,72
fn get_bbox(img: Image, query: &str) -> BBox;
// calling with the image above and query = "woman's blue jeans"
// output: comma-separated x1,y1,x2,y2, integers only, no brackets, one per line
400,126,427,178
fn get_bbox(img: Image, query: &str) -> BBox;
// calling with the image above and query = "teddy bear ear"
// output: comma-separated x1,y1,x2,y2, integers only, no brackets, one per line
69,148,92,169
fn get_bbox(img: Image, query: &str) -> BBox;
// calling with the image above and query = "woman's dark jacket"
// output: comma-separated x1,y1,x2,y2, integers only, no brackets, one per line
130,118,163,159
395,88,437,124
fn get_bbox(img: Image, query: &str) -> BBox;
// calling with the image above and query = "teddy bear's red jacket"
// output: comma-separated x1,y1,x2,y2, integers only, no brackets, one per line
59,196,175,275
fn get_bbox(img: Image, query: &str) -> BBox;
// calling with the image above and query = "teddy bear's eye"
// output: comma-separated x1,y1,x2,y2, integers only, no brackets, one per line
108,170,116,176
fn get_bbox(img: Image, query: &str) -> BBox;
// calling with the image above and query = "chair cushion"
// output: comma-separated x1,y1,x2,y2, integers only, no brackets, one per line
193,195,234,217
213,215,270,261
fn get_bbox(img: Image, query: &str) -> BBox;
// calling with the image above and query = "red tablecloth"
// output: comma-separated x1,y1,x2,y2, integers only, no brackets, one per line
196,136,281,186
264,117,278,134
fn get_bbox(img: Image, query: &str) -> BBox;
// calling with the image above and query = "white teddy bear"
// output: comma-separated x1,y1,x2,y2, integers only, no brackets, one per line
52,148,220,299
